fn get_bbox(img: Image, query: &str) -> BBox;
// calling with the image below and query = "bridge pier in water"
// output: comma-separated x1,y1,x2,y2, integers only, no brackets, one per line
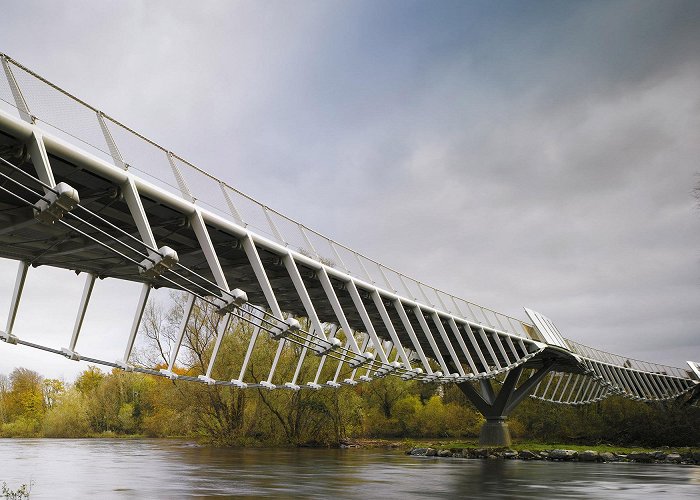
458,361,555,447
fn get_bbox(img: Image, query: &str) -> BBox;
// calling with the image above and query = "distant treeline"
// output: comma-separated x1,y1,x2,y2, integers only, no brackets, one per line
1,295,697,447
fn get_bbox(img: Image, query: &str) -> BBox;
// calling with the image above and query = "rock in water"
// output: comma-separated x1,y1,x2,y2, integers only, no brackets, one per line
549,449,578,461
579,450,599,462
627,452,653,463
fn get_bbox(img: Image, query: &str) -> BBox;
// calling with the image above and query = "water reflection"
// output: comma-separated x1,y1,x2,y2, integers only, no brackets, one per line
0,439,698,499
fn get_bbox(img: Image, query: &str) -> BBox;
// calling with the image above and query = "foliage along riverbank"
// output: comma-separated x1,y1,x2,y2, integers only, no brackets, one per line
1,362,699,448
1,295,698,448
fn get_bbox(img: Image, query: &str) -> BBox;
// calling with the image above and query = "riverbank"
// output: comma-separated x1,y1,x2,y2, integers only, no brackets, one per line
335,438,700,465
404,445,700,465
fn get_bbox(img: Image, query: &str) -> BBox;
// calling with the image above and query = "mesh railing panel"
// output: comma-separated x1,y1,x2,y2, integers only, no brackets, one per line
0,53,655,347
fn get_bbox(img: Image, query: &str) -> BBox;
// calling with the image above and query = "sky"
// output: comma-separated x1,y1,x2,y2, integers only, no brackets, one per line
0,0,699,380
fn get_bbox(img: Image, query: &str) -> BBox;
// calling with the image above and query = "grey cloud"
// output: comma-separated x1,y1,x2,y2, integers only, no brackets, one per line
0,0,698,377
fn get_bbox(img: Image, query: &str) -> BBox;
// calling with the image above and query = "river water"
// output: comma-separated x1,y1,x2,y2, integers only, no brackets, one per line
1,439,699,498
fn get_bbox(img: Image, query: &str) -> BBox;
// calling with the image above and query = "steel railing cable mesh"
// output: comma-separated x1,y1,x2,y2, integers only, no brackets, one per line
566,338,689,379
0,54,696,397
1,155,694,401
0,160,372,378
0,153,555,387
2,156,502,388
0,52,532,339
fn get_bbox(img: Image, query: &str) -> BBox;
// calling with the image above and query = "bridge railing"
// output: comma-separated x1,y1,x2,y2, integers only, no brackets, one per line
565,338,689,378
0,53,531,339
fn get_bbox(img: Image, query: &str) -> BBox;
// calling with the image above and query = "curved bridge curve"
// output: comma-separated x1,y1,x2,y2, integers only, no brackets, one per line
0,54,697,444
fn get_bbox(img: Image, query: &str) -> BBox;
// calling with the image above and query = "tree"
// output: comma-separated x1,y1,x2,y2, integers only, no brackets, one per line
43,379,65,409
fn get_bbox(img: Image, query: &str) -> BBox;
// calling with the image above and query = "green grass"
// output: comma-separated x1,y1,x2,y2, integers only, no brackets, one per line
398,437,696,454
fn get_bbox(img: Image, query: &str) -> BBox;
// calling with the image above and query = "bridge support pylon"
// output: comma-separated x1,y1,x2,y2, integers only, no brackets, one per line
458,361,555,447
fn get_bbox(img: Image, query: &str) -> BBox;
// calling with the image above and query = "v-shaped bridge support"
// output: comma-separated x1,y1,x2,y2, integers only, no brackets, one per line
458,360,555,446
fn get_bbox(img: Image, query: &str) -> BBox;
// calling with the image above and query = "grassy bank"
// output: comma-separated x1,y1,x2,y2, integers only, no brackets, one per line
354,437,697,455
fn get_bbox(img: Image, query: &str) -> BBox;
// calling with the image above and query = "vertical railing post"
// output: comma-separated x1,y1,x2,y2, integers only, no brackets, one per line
1,55,33,123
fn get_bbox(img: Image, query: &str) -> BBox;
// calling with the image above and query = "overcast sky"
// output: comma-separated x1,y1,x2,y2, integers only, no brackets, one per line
0,0,699,380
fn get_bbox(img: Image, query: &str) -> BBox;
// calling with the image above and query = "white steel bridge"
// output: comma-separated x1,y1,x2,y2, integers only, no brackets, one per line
0,54,697,445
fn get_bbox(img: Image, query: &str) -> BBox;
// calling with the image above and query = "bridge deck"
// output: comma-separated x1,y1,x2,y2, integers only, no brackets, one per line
0,53,696,403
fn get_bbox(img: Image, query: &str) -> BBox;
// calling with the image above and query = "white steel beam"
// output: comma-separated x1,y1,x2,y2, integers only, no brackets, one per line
476,326,502,370
219,182,245,228
413,307,450,375
96,112,127,171
166,152,193,202
345,280,389,364
291,325,315,385
235,313,263,385
122,176,158,249
1,56,33,123
430,312,465,376
265,338,285,386
1,260,29,343
202,314,232,381
281,253,328,343
393,301,432,374
316,267,361,354
190,208,230,292
447,317,479,375
163,294,196,376
119,283,151,368
63,272,96,359
241,234,284,318
370,291,412,369
26,130,56,188
462,323,490,374
491,332,511,366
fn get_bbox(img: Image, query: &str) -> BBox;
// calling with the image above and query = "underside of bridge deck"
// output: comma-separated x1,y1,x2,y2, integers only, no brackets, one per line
0,53,697,416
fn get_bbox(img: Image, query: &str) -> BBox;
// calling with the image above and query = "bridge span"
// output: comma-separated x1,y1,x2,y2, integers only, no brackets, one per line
0,53,697,445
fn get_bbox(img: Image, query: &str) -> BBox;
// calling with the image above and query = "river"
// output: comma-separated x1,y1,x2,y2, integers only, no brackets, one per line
1,439,699,498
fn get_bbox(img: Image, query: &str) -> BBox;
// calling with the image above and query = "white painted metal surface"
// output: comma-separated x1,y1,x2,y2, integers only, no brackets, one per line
0,52,695,404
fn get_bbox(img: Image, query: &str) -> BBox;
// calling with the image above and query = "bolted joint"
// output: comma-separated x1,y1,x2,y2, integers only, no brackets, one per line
0,331,19,345
312,337,342,356
283,382,301,391
342,378,358,386
231,379,248,389
439,372,461,384
307,382,322,390
215,288,248,315
159,369,179,380
401,367,424,380
34,182,80,224
60,347,81,361
348,351,375,369
422,370,443,384
269,317,301,340
325,381,341,388
259,381,276,390
197,375,216,385
115,360,134,372
139,246,179,279
375,361,402,378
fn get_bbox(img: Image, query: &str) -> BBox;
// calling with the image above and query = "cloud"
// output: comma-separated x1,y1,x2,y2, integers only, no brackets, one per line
0,0,698,377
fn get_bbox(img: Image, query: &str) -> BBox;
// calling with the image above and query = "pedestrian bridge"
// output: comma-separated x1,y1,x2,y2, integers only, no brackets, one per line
0,53,697,444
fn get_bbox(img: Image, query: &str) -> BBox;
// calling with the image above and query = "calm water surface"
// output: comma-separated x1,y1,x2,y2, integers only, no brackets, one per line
1,439,699,498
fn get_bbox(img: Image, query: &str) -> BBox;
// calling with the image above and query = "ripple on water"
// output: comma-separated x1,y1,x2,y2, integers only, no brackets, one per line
1,440,699,499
